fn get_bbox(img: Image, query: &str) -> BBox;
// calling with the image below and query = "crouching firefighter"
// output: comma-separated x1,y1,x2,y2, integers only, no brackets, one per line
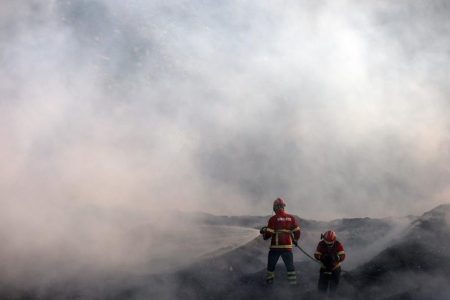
260,198,301,285
314,230,346,294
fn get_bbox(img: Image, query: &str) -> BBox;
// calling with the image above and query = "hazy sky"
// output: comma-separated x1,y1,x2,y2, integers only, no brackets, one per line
1,0,450,221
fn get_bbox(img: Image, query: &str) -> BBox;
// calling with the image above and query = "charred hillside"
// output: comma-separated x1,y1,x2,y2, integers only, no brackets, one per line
342,204,450,300
1,205,449,300
130,205,448,300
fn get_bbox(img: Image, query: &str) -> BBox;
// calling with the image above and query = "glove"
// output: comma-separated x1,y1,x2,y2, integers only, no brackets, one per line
292,239,298,246
335,254,341,262
260,226,267,235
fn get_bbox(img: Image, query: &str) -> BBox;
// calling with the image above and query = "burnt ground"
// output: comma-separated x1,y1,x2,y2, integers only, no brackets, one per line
1,204,450,300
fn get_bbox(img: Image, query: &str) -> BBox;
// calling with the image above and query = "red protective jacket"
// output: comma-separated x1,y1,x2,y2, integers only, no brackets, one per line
314,240,346,271
263,210,301,251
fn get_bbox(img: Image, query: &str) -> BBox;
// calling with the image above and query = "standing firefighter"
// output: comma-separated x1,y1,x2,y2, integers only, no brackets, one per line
314,230,346,294
260,198,301,285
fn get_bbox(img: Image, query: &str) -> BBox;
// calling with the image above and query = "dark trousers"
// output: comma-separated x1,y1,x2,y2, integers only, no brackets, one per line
318,267,341,293
266,250,296,284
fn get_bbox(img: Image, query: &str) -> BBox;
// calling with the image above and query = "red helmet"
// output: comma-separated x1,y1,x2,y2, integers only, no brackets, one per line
323,230,336,245
273,197,286,212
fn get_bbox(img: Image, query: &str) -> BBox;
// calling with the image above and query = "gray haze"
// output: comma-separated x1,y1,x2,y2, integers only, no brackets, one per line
2,0,449,219
1,0,450,285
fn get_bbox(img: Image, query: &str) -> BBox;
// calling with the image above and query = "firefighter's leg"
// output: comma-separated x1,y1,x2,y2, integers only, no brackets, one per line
281,251,296,285
266,250,280,284
318,269,329,293
329,267,341,293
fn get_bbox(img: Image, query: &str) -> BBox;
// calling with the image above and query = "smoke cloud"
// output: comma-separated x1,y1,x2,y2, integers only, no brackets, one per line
2,0,450,217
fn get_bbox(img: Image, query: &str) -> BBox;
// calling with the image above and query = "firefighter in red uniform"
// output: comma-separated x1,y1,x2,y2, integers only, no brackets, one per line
260,198,301,285
314,230,346,294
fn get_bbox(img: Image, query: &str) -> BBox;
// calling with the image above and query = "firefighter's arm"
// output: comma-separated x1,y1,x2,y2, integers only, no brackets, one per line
336,243,346,262
263,218,275,240
314,244,322,260
291,218,301,242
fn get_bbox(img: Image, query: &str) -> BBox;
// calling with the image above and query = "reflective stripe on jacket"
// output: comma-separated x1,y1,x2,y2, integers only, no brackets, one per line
263,210,301,251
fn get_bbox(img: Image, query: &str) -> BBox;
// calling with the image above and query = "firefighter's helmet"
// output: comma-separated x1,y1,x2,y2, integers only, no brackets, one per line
273,197,286,212
323,230,337,245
